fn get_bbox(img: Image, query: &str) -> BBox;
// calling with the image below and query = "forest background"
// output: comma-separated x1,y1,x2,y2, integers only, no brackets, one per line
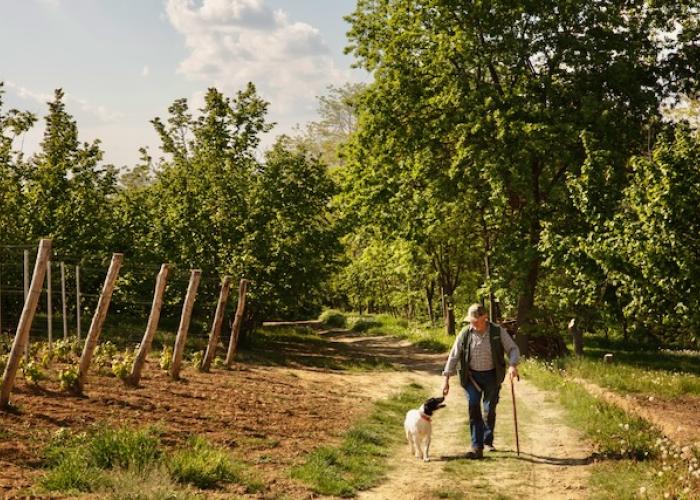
2,0,700,350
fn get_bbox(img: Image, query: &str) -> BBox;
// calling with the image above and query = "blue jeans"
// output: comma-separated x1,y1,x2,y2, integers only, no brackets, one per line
463,369,500,450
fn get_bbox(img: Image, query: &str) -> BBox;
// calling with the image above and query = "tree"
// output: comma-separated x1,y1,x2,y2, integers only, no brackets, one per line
24,89,117,260
240,137,341,322
345,0,700,334
292,83,365,170
555,128,700,347
0,82,36,245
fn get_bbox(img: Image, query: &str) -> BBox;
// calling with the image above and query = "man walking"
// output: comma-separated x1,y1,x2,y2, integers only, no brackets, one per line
441,303,520,459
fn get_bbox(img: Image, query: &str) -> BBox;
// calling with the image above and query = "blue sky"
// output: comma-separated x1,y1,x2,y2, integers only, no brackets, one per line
0,0,365,167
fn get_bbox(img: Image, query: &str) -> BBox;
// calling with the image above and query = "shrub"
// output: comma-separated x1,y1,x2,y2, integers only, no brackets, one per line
23,360,46,385
112,348,136,381
189,351,203,370
58,366,79,392
159,346,173,371
319,310,347,329
53,338,82,362
94,341,118,375
351,318,381,333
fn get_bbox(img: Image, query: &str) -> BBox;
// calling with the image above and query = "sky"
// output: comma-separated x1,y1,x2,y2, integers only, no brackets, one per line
0,0,366,168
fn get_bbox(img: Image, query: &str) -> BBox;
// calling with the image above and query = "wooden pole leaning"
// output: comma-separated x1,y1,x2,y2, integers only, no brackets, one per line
0,239,52,409
129,264,169,386
225,279,248,368
170,270,201,380
47,261,53,349
201,276,232,372
75,253,123,395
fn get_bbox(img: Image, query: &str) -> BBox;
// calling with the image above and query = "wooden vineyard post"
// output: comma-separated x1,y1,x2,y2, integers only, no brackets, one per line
225,279,248,368
60,262,68,339
23,249,29,363
129,264,169,386
76,265,81,341
47,261,53,349
170,270,201,380
75,254,123,394
0,239,52,409
201,276,232,372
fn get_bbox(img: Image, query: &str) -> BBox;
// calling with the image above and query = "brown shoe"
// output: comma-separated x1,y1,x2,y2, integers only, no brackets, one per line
466,448,483,459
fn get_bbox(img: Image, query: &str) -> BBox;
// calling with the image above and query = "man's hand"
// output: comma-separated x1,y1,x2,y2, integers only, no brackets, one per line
508,365,520,381
442,377,450,396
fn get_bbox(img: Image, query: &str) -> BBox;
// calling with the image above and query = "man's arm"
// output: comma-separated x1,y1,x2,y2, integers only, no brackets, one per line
442,328,467,395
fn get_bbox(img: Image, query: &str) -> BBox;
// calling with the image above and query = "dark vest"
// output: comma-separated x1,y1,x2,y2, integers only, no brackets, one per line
458,322,506,388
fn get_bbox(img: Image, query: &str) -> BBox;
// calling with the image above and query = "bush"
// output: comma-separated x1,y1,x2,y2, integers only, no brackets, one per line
159,346,173,371
351,318,381,333
112,347,136,381
23,360,46,385
58,366,79,392
319,310,347,329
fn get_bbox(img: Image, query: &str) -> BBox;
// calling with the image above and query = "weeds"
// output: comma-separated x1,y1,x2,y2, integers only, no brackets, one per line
40,426,258,495
291,383,426,496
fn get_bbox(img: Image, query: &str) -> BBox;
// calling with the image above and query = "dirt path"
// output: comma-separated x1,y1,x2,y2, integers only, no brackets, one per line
289,331,596,500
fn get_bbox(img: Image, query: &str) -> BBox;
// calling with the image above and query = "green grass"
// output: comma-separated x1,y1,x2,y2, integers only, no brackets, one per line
40,426,260,496
523,359,700,498
547,352,700,398
291,383,427,497
169,436,263,491
347,313,453,353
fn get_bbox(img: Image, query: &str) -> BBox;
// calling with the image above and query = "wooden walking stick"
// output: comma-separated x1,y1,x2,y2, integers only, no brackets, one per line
510,374,520,456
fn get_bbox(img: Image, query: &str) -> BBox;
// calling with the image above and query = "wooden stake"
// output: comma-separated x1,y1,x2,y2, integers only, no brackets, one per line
23,249,29,363
75,265,81,341
201,276,232,372
1,239,52,409
225,279,248,368
129,264,169,386
170,270,201,380
60,262,67,340
47,261,53,349
76,254,123,394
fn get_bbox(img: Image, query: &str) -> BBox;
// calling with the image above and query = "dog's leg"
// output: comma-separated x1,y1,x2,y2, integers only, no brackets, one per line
406,429,416,456
424,429,432,462
413,435,423,460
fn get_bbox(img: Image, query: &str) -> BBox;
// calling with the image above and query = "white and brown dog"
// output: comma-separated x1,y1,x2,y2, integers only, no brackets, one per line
404,396,446,462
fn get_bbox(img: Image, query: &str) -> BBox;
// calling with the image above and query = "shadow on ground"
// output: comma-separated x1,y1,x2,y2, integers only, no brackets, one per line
239,328,445,373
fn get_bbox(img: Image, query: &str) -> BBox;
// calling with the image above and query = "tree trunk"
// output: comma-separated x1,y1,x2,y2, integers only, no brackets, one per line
516,253,540,333
425,280,435,326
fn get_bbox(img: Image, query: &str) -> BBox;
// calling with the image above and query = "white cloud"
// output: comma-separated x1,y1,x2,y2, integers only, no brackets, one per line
5,81,124,123
165,0,350,121
142,65,151,77
35,0,60,9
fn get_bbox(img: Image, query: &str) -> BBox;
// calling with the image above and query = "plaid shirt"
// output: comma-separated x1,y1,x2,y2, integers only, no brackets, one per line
468,328,495,371
442,323,520,377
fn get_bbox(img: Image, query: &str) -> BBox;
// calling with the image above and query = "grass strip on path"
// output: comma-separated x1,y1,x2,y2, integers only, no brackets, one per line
291,382,428,497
